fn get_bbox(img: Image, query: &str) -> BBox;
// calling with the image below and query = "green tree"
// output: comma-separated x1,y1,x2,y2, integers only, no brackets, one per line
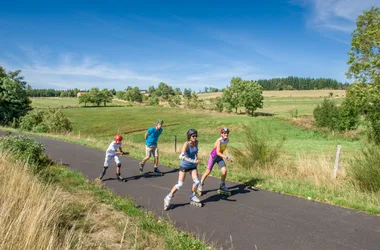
345,7,380,143
130,87,143,102
240,81,264,116
156,82,174,100
346,7,380,85
88,88,103,106
222,77,245,113
183,88,192,98
100,88,113,106
0,66,32,125
78,93,91,106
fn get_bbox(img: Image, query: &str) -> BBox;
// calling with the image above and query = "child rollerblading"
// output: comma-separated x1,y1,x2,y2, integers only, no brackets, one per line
164,129,202,210
198,128,233,196
139,119,164,175
99,134,129,182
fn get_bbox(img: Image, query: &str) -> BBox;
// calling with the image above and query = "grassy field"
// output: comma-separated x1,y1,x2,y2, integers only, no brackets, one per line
30,97,131,108
21,91,379,215
198,89,346,99
199,90,346,117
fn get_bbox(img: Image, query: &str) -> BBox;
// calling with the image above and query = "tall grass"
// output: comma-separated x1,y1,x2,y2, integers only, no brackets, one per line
348,145,380,192
230,123,283,169
0,136,212,249
0,154,86,250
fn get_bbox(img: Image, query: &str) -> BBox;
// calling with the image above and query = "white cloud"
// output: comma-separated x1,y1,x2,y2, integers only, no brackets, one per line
300,0,380,33
2,47,267,91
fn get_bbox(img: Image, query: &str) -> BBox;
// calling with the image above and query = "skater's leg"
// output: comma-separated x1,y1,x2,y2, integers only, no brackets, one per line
99,166,108,179
154,156,159,168
191,169,200,193
191,169,201,203
114,156,121,175
140,146,152,166
171,171,186,195
100,154,112,179
164,171,186,210
200,169,211,185
153,147,159,169
220,166,227,183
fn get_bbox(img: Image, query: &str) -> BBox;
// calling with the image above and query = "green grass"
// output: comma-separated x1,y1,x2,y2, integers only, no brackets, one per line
0,140,211,249
202,96,346,118
58,106,362,157
7,93,378,215
30,97,131,108
49,165,210,249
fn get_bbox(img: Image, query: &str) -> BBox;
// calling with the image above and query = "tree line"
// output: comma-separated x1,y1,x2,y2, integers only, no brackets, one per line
256,77,348,90
26,87,117,97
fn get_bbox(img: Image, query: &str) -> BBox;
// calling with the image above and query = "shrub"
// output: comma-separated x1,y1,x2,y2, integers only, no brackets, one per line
146,96,159,106
215,97,224,112
313,98,340,130
289,108,298,118
19,108,72,133
0,135,47,170
229,123,283,169
348,146,380,192
168,95,181,107
336,100,360,131
367,111,380,144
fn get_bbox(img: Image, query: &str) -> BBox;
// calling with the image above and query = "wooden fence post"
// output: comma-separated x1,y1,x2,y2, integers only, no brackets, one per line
332,144,342,179
174,135,177,153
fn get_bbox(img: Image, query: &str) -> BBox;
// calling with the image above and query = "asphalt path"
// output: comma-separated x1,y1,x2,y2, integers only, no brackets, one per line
1,131,379,250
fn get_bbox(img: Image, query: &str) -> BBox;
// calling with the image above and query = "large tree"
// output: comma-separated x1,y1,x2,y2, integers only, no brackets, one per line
222,77,245,113
0,66,31,125
240,81,263,116
346,7,380,85
345,7,380,144
100,88,113,106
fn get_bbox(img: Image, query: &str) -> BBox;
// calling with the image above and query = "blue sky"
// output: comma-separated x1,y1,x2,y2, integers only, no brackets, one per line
1,0,379,91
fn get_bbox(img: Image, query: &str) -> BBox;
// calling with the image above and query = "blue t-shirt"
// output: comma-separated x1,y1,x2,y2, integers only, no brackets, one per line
145,126,163,146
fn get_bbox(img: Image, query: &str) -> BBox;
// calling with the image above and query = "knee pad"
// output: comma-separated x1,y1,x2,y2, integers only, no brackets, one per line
117,163,121,168
175,181,184,190
103,165,109,169
193,178,200,186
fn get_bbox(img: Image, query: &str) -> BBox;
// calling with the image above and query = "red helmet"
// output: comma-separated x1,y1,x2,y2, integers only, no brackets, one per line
220,127,230,134
114,134,123,141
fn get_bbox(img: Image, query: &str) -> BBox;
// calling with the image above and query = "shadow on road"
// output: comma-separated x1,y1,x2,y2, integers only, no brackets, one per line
102,168,179,182
201,184,253,204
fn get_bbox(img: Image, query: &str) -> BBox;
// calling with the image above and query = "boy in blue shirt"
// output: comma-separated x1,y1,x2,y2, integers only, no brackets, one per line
139,119,164,175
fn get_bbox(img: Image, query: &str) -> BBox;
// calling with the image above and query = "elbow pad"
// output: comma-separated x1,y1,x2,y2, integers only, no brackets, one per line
179,153,185,160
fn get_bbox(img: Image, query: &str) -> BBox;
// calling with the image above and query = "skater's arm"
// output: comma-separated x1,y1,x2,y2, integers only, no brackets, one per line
117,147,124,155
179,142,196,163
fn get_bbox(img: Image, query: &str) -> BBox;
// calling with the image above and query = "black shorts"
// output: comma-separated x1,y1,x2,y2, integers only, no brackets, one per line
179,165,197,172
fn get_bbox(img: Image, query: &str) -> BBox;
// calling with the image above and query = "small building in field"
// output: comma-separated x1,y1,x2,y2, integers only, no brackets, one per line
140,90,151,96
76,92,88,98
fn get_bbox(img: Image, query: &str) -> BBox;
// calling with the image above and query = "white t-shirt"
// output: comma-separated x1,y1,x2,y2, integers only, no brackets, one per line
106,141,123,156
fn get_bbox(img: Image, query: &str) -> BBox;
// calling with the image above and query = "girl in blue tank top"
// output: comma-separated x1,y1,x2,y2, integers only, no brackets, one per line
164,129,202,210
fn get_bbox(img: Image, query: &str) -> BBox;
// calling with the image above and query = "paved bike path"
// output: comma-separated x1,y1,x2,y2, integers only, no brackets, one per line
1,132,379,250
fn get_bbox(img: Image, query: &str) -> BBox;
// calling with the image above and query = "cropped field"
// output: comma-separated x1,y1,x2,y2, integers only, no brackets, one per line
200,90,346,117
198,89,346,99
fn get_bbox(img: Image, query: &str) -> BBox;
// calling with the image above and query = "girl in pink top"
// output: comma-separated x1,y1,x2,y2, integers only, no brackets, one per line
197,127,233,196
